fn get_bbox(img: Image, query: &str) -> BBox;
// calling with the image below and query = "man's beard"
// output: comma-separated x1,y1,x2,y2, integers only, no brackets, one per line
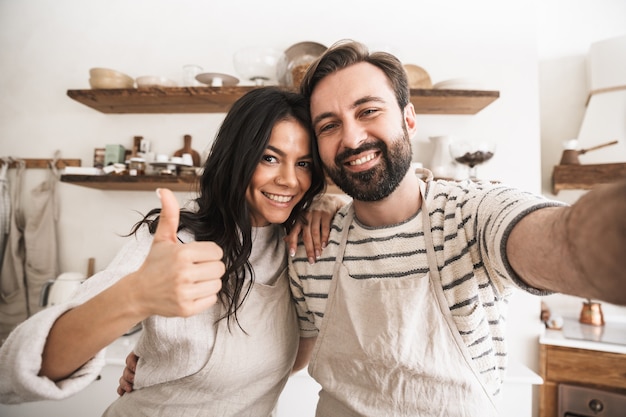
325,127,412,202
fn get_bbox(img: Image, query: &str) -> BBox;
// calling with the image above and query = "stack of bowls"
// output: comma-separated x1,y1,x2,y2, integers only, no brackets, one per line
89,67,135,89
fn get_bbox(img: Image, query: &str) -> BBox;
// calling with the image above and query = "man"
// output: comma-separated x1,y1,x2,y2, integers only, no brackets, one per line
287,39,626,416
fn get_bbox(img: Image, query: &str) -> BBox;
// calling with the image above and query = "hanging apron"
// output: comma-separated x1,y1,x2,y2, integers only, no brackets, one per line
0,159,11,271
0,159,27,345
23,153,60,316
102,266,299,417
309,179,498,416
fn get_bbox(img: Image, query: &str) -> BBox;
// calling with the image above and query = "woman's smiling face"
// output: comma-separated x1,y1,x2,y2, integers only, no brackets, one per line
246,118,314,227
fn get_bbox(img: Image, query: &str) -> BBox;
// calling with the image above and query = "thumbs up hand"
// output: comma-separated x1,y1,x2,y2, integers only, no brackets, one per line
129,188,225,318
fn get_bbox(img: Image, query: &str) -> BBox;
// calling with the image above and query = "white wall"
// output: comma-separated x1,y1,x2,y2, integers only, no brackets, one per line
1,0,625,415
0,0,542,361
537,0,626,199
535,1,626,328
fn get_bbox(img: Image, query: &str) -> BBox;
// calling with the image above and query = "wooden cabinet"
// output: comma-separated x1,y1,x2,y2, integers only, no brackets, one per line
62,86,500,191
538,344,626,417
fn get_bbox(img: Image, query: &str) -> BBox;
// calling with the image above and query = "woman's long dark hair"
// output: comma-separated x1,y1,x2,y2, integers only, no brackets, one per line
131,87,325,328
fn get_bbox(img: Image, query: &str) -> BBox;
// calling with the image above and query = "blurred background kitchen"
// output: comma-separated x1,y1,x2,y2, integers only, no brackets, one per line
1,1,625,416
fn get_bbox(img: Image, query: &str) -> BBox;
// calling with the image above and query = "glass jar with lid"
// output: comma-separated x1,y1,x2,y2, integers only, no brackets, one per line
128,157,146,176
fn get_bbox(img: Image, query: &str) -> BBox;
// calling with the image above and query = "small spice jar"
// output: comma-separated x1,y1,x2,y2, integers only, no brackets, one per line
128,157,146,176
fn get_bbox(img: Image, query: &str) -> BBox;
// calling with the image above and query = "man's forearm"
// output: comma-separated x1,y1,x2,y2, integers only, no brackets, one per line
565,179,626,304
508,179,626,305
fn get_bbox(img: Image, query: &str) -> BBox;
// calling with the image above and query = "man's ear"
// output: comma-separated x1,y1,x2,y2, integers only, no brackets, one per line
404,103,418,137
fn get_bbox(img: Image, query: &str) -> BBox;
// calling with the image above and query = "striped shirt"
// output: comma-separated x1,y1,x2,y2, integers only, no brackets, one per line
289,179,563,397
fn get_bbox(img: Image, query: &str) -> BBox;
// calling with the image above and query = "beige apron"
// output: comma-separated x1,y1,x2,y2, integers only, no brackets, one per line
0,156,60,345
0,159,10,268
0,159,27,345
23,154,60,316
310,180,498,416
102,266,299,417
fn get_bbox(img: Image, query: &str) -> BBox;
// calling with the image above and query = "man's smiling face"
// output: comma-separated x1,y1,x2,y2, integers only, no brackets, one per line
310,62,413,201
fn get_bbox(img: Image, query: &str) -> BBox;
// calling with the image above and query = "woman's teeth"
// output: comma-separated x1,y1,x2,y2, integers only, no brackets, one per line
264,192,293,203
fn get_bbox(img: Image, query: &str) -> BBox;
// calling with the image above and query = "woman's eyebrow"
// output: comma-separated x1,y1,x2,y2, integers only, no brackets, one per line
266,145,286,156
266,145,312,160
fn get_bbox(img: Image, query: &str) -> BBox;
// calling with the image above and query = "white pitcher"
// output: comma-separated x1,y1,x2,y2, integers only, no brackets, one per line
428,135,456,179
39,272,86,307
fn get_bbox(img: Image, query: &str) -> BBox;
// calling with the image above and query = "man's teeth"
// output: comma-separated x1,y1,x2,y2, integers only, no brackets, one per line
349,153,376,166
264,193,293,203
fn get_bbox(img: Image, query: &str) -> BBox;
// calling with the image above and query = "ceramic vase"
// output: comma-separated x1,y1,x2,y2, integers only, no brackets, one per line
428,135,456,179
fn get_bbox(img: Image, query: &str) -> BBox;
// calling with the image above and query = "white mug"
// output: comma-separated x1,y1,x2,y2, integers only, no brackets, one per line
40,272,86,307
181,153,193,166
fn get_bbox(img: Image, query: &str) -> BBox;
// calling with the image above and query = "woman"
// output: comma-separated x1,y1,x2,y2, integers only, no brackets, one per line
0,87,330,416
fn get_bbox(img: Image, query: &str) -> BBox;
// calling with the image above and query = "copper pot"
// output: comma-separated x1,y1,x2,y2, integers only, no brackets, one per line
579,300,605,326
559,140,618,165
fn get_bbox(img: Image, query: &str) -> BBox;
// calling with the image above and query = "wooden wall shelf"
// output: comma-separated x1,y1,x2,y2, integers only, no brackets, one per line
408,88,499,114
61,174,198,192
62,86,499,191
67,87,499,115
552,163,626,194
1,158,81,169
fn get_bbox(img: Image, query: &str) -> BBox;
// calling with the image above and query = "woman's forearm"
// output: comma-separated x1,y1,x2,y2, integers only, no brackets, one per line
39,275,145,381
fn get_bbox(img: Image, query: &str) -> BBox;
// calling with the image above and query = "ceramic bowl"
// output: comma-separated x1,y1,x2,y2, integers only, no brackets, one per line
135,75,178,88
403,64,432,89
89,67,131,78
89,75,134,89
89,67,134,89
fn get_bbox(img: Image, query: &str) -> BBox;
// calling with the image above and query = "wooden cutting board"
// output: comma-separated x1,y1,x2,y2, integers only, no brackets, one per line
174,134,201,166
